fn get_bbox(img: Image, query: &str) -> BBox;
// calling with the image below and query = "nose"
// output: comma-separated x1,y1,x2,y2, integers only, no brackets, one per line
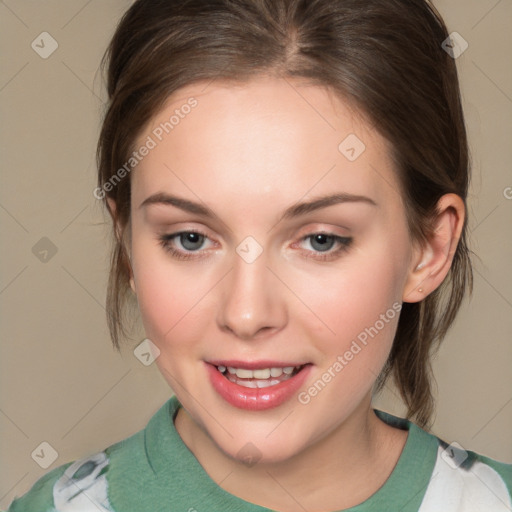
216,248,287,341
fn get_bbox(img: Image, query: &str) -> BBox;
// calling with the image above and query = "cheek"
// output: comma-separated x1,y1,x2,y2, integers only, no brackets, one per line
290,253,402,336
284,238,407,387
130,237,210,349
291,260,403,417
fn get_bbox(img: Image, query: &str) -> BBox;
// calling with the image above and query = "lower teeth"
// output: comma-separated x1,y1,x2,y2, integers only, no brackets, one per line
228,377,283,388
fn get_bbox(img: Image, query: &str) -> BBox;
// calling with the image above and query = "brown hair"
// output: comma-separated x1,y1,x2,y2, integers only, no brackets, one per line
97,0,473,429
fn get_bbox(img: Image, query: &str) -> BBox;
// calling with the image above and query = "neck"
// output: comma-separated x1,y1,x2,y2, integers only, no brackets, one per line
174,395,407,512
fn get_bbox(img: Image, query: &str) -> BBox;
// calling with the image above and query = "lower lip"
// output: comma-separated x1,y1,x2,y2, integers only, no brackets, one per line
206,363,312,411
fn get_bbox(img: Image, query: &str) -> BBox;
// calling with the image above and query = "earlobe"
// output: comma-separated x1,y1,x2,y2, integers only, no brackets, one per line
403,193,465,303
403,243,434,302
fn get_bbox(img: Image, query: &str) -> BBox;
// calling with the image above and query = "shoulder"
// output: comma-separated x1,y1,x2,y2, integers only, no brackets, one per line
6,411,153,512
375,409,512,511
7,450,118,512
419,437,512,512
5,398,179,512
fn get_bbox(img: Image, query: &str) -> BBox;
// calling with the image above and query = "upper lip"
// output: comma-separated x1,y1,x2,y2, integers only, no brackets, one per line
207,360,309,370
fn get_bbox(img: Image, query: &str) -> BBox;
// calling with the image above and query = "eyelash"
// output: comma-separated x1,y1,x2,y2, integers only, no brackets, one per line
157,230,353,262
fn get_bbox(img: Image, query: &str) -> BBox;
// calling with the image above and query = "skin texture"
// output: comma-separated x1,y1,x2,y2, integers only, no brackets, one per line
109,76,465,511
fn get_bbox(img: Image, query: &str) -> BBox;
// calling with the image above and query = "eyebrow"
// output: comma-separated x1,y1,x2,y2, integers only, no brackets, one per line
139,192,377,221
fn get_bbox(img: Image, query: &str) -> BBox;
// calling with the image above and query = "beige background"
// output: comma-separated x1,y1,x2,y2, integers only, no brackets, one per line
1,0,511,507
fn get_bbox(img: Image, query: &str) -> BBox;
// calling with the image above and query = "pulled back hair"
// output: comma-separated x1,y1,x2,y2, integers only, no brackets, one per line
97,0,473,429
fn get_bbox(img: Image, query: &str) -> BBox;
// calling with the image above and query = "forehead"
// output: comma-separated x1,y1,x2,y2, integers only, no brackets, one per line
132,76,402,215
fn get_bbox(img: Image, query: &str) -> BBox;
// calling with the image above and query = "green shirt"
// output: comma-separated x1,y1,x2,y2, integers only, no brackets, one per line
7,395,512,511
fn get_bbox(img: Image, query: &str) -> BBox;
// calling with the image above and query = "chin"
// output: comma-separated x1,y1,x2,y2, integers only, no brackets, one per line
209,421,311,467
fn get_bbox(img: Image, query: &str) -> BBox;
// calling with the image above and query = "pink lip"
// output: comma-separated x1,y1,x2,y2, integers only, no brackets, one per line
205,362,312,411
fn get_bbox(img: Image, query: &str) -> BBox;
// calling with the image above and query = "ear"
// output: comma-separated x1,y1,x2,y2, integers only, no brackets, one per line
403,193,465,303
106,197,136,295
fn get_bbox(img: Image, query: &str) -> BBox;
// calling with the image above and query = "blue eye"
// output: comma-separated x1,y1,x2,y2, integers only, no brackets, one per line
157,231,352,262
308,233,337,252
300,233,353,261
175,232,205,251
158,230,209,260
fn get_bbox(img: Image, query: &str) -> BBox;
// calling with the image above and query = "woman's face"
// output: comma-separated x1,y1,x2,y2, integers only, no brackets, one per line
128,76,418,463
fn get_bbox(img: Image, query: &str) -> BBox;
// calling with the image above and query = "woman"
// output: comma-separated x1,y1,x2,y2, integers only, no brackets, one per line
8,0,511,510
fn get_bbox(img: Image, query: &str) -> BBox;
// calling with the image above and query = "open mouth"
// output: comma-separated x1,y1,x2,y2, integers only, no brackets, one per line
215,364,306,388
206,360,312,410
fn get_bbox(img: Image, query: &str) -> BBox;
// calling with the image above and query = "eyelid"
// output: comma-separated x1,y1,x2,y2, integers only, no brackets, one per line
158,223,216,240
160,223,349,248
291,224,352,245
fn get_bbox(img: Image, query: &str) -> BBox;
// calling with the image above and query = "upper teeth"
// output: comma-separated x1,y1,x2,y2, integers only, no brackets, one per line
218,366,298,379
